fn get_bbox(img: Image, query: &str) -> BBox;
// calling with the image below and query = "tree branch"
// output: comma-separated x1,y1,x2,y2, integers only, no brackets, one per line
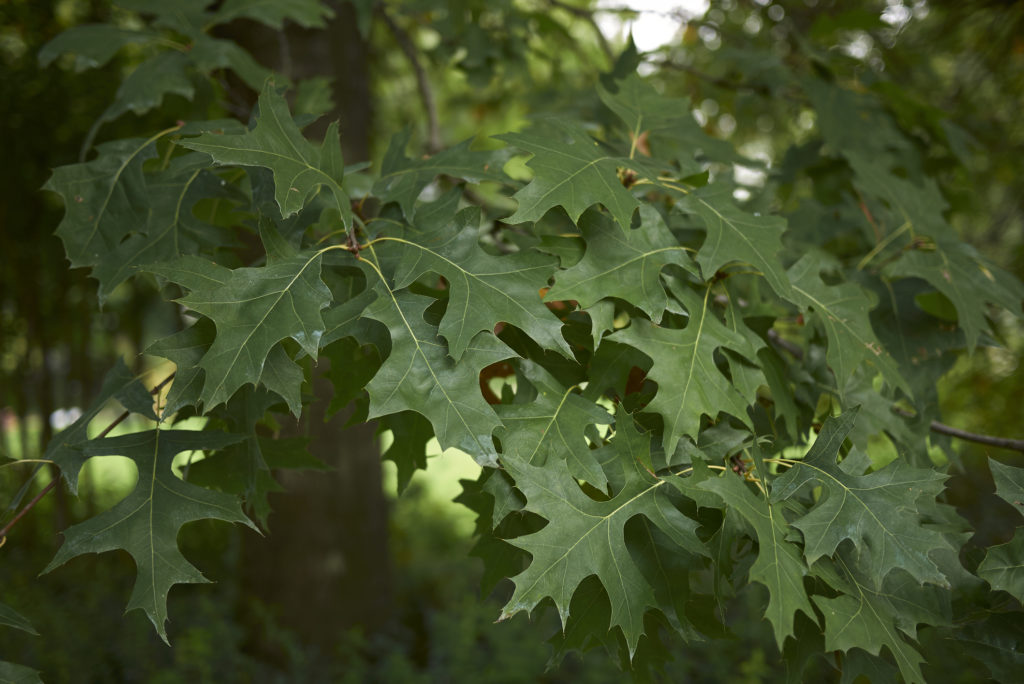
546,0,614,61
377,4,442,154
892,407,1024,454
766,330,1024,454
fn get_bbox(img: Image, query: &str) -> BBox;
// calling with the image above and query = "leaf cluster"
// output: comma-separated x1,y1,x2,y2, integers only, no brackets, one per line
21,2,1024,681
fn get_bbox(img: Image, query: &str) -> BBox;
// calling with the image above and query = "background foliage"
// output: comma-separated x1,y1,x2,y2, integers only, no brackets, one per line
2,1,1023,682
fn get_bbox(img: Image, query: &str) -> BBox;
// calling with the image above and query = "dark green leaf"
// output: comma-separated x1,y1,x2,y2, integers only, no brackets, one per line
43,429,253,641
773,411,952,588
545,206,696,320
496,120,639,232
180,81,353,228
362,289,514,466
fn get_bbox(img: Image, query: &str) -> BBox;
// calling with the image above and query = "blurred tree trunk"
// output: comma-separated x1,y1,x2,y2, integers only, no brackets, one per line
222,2,392,653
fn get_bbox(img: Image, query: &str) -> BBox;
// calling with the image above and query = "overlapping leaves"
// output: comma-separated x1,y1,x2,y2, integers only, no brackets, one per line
39,30,1024,681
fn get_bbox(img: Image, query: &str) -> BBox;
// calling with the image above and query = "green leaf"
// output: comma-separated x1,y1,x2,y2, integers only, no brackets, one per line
180,81,353,229
772,410,953,588
388,206,570,360
44,136,158,275
100,52,194,123
190,35,274,91
39,24,157,71
213,0,334,29
495,361,611,489
978,530,1024,602
373,129,507,219
43,429,253,642
91,152,240,301
697,468,816,649
787,254,910,396
0,603,37,636
544,206,696,320
885,242,1024,352
380,412,435,494
812,556,948,684
0,661,42,684
44,358,155,494
362,289,514,466
990,459,1024,514
500,415,705,656
613,286,760,456
496,120,639,232
681,185,793,299
149,251,331,410
145,318,213,416
598,73,742,167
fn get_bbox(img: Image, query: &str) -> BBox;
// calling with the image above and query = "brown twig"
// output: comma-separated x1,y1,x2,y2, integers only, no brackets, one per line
893,407,1024,454
0,478,58,545
377,4,442,154
765,330,1024,454
0,372,176,545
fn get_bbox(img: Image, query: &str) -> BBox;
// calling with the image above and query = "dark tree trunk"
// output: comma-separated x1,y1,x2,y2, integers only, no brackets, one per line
223,2,392,653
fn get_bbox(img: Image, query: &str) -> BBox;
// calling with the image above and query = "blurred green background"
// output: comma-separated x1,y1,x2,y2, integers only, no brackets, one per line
2,1,1021,681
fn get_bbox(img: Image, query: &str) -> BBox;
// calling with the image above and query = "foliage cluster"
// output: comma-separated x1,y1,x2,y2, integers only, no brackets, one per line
3,1,1024,681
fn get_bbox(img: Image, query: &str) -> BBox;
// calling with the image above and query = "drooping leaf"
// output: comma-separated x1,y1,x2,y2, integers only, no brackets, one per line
613,286,761,455
145,318,213,416
697,467,816,649
812,555,949,684
0,661,42,684
39,24,157,71
990,459,1024,514
43,429,253,641
180,81,353,228
388,206,571,359
373,129,507,219
544,205,696,320
787,254,910,396
380,411,435,494
90,152,240,301
500,415,705,656
772,410,953,588
212,0,334,29
100,51,194,123
978,531,1024,602
44,358,156,494
189,35,274,91
598,73,743,167
885,242,1024,352
149,251,331,410
361,289,514,466
496,120,639,232
0,603,37,636
44,136,158,276
495,360,611,489
681,185,793,299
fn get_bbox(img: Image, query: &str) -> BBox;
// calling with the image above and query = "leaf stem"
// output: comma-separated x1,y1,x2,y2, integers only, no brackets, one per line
856,220,910,271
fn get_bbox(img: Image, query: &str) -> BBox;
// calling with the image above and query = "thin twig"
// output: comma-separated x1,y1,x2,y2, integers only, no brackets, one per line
377,4,442,154
0,479,57,544
547,0,614,61
765,331,1024,454
893,407,1024,454
654,59,804,103
0,372,176,545
767,328,805,360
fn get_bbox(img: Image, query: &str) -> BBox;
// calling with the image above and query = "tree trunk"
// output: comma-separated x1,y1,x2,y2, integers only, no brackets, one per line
225,1,392,653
